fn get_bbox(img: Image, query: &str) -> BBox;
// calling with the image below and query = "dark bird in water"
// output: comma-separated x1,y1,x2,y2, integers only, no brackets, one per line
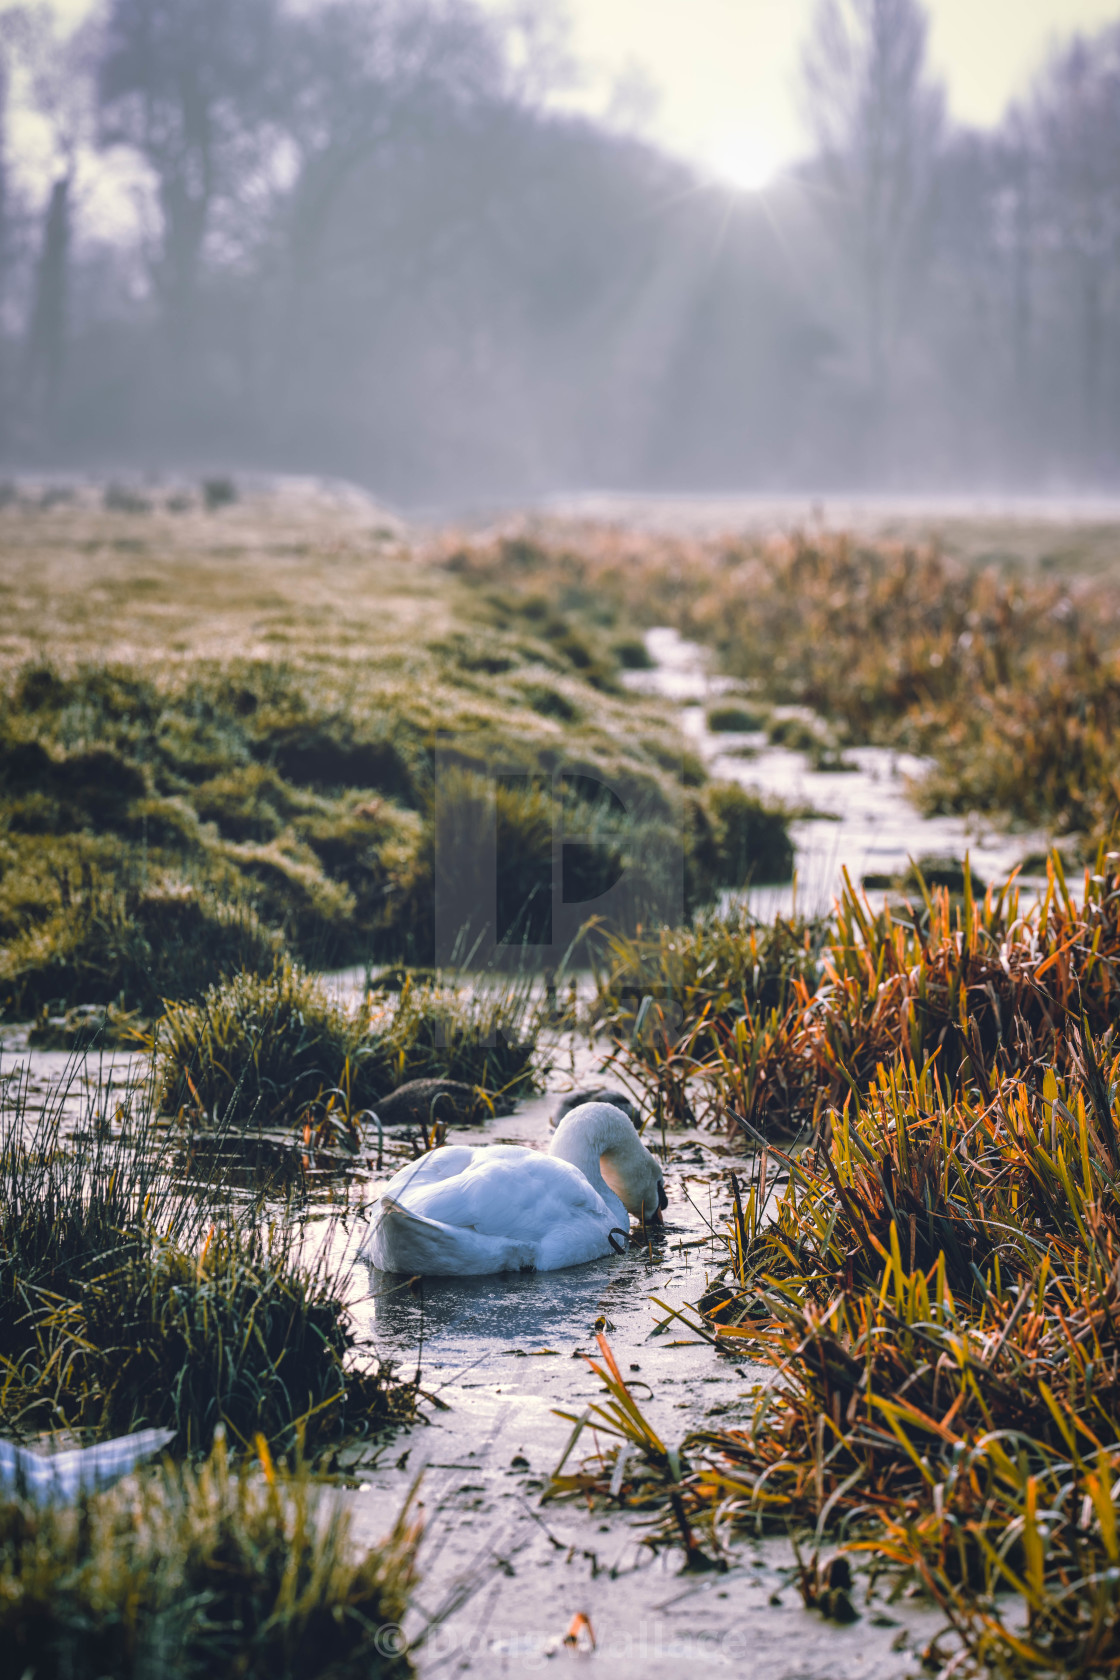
550,1086,641,1129
373,1078,510,1128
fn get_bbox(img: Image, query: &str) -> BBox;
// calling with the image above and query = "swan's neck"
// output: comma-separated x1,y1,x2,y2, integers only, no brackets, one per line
548,1106,643,1219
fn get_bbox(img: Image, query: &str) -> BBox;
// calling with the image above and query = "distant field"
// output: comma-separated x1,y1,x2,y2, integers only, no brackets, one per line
0,483,431,670
506,491,1120,576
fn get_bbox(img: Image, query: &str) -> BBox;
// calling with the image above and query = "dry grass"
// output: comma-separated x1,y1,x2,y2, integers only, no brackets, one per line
596,851,1120,1137
553,862,1120,1674
447,524,1120,840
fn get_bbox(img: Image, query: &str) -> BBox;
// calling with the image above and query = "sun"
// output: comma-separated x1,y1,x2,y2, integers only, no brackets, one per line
705,126,783,193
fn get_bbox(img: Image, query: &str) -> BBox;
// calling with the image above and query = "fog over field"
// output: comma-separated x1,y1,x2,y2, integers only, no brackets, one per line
2,0,1120,504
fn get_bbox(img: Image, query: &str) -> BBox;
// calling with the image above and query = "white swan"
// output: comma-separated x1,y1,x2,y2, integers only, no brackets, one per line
359,1101,666,1276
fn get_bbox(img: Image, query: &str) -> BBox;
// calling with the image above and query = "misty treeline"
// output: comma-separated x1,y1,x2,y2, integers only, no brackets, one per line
0,0,1118,499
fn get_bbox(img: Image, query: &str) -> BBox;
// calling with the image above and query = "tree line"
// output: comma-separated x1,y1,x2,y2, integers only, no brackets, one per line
0,0,1117,499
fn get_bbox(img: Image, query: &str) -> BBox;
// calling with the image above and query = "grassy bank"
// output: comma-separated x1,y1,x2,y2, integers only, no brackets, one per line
0,493,791,1014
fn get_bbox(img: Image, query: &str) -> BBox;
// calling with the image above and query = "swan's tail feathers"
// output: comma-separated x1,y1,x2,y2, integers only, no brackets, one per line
361,1193,451,1273
0,1426,175,1506
360,1194,534,1276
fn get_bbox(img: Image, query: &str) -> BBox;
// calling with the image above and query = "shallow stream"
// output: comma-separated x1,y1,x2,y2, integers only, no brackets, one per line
627,625,1047,916
343,1062,942,1678
5,622,1042,1677
0,1025,943,1677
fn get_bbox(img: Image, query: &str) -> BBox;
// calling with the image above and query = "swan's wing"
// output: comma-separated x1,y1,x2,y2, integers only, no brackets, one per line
404,1150,610,1241
359,1146,487,1269
377,1146,478,1202
0,1427,174,1505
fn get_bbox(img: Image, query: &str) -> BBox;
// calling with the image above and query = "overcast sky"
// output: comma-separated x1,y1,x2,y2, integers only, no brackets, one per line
43,0,1120,194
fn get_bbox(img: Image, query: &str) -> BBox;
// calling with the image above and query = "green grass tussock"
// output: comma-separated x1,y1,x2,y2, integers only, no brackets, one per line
689,781,794,894
0,1094,413,1453
155,961,543,1128
706,702,767,733
1,1433,418,1680
363,973,542,1103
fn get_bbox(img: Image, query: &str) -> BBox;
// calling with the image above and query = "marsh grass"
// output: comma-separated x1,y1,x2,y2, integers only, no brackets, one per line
155,961,544,1128
154,962,376,1127
0,1432,419,1679
452,526,1120,842
549,844,1120,1672
363,973,543,1102
556,930,1120,1673
0,1080,413,1452
592,905,825,1123
598,851,1120,1137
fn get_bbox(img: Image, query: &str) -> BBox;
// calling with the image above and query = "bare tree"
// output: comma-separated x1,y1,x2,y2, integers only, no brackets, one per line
0,4,35,444
22,172,69,433
0,5,93,446
801,0,943,406
0,17,11,324
96,0,281,362
1024,27,1120,473
260,0,550,435
0,16,13,447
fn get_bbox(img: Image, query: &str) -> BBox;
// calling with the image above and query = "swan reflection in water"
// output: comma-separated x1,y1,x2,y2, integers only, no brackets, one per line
359,1233,669,1362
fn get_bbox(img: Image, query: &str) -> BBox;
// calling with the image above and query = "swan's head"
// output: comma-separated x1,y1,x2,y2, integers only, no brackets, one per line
550,1100,667,1224
606,1148,667,1223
